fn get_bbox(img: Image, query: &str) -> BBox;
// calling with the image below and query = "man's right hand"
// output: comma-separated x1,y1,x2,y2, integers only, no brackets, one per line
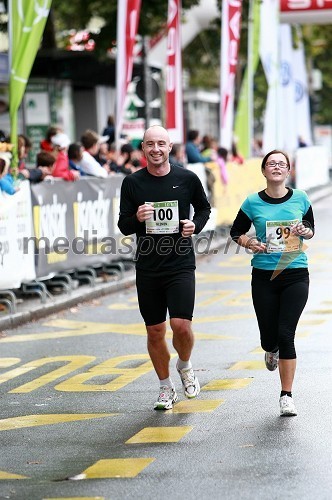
136,203,154,222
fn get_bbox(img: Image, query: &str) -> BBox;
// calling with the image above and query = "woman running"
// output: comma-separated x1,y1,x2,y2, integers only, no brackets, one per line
230,150,315,417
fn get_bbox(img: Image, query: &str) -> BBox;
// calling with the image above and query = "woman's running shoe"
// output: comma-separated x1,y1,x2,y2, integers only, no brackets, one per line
264,350,279,371
280,395,297,416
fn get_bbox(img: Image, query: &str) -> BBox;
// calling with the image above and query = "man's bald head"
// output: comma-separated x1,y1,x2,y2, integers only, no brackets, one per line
142,125,170,144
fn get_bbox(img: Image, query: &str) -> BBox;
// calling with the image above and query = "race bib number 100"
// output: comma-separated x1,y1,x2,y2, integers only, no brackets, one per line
145,200,179,234
266,219,300,253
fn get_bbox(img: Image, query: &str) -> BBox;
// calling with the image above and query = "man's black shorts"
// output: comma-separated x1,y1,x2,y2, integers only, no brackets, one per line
136,269,195,326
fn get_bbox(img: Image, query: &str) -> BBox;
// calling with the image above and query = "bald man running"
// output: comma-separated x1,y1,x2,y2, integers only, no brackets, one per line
118,126,211,410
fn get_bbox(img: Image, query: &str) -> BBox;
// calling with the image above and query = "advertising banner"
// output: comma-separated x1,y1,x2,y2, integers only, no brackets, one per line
0,181,36,289
30,177,133,279
280,0,332,23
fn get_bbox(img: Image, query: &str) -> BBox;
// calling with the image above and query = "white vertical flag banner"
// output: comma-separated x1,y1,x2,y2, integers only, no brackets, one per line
166,0,183,143
220,0,243,150
259,0,280,153
116,0,142,148
293,42,312,146
279,24,297,153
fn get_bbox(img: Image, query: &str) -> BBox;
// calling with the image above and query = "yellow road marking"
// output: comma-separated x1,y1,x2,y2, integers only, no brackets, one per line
202,378,253,390
194,314,254,323
55,355,153,392
217,255,251,267
0,470,28,479
1,356,95,393
310,309,332,315
0,317,241,343
126,426,193,444
230,361,265,370
81,458,155,478
0,358,21,368
251,347,264,354
0,413,115,431
299,319,325,325
196,290,232,307
170,399,224,413
196,273,249,283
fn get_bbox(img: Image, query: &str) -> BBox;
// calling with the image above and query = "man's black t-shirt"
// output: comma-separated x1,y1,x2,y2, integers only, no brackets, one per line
118,165,211,272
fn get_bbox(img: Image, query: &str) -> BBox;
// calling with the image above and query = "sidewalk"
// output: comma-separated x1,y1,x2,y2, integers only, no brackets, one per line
1,183,331,331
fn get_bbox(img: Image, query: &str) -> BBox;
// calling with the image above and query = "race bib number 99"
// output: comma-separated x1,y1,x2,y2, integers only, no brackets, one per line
266,219,300,253
145,200,179,234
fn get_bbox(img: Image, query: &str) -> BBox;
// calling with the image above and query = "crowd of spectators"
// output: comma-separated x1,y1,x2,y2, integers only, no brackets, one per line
0,124,239,197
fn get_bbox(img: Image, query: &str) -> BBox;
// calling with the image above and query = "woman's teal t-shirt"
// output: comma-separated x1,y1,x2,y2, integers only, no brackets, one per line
241,189,311,270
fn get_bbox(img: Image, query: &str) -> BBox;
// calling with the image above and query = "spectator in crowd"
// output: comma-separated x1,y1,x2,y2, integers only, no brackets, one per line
102,115,115,146
40,126,59,152
216,147,229,185
117,143,141,174
169,143,186,168
201,135,218,160
17,134,32,171
68,142,87,176
185,130,212,164
0,153,17,195
19,151,55,183
94,140,109,167
80,129,109,178
230,140,244,164
107,143,132,175
298,136,308,148
51,133,80,181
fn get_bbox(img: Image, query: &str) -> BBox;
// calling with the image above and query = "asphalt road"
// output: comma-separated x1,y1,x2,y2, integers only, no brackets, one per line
0,193,331,500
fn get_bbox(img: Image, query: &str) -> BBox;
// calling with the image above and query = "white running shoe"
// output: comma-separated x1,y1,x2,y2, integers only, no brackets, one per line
177,367,200,399
265,350,279,371
154,386,178,410
280,395,297,416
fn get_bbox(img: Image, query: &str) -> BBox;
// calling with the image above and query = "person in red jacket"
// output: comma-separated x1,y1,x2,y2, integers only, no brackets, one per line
51,133,80,181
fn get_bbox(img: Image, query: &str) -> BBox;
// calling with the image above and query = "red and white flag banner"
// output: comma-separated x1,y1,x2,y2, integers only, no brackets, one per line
116,0,141,146
280,0,332,23
281,0,332,11
220,0,242,150
166,0,184,143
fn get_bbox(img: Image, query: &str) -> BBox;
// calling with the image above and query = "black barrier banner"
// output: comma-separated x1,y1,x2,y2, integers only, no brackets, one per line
29,176,134,278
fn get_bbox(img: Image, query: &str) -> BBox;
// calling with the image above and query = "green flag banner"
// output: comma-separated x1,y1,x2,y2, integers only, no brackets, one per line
234,0,260,159
9,0,52,169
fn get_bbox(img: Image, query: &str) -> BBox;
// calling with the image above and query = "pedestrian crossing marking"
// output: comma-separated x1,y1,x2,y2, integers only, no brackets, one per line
202,378,253,390
0,413,115,431
0,470,28,479
126,426,193,443
170,399,224,413
81,458,155,478
229,361,265,370
0,358,21,368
